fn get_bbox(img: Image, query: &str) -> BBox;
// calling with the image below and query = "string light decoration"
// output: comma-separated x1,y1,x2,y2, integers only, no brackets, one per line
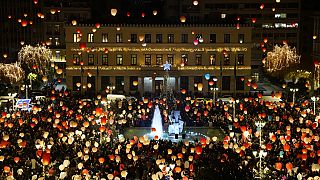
314,62,320,88
18,45,52,75
264,44,300,75
285,70,311,84
0,63,24,83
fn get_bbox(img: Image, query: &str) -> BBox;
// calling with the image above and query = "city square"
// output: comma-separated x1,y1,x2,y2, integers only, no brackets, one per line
0,0,320,179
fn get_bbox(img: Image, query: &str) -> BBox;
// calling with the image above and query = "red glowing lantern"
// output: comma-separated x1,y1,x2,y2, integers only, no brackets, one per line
98,157,105,164
200,138,206,145
79,43,86,50
14,157,20,163
260,3,264,9
151,127,156,132
95,23,101,28
21,20,28,27
101,116,107,125
275,162,282,170
185,105,190,112
283,144,290,151
266,144,272,151
252,18,256,23
33,0,38,4
208,81,214,86
141,12,145,17
42,152,51,166
181,89,187,94
127,12,131,17
286,162,293,171
109,155,115,161
195,146,202,155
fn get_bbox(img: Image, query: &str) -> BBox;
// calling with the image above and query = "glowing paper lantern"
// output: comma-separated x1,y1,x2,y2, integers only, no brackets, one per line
72,20,77,26
95,23,101,28
197,83,203,91
153,10,157,15
111,9,117,16
193,0,198,5
181,89,187,94
204,73,210,80
180,16,186,23
193,39,199,45
132,80,138,86
275,162,282,170
42,152,51,166
21,20,28,27
98,157,105,164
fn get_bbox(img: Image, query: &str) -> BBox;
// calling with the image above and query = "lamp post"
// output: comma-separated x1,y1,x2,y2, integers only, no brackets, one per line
254,120,266,179
107,85,115,94
289,88,298,104
311,96,319,115
210,87,218,102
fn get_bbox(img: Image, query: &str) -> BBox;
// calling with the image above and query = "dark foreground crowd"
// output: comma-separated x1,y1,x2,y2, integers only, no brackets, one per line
0,88,320,180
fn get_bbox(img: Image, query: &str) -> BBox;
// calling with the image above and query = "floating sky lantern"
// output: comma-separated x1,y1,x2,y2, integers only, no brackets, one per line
180,16,186,23
111,9,117,16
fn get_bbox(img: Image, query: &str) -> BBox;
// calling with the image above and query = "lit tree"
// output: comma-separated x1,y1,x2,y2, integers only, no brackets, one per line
263,44,300,77
18,45,52,75
0,63,25,84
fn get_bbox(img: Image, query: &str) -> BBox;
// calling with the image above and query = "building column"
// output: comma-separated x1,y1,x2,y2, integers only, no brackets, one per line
188,76,194,93
151,76,155,93
175,76,179,91
110,76,116,87
139,77,144,96
203,79,208,95
124,76,130,95
96,75,101,93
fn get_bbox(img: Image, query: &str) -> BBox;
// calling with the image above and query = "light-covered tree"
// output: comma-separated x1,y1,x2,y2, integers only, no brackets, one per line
0,63,25,84
264,44,300,76
18,45,52,75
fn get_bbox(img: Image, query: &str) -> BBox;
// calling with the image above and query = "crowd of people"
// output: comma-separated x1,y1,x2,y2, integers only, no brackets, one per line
0,88,320,180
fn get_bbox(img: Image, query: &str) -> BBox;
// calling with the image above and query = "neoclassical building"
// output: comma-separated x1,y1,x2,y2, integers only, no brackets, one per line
65,24,252,96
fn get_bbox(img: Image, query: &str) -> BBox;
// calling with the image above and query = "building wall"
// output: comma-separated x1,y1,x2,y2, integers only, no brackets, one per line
65,24,252,96
163,0,300,79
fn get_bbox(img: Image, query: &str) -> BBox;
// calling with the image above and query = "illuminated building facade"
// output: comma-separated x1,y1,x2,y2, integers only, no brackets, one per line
65,24,252,96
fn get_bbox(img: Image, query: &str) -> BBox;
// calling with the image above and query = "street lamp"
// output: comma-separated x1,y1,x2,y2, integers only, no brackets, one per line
311,96,319,115
254,120,267,179
210,87,218,102
252,150,268,179
289,88,298,104
107,85,115,94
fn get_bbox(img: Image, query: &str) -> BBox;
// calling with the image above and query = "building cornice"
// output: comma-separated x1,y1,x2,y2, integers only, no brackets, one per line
65,23,253,28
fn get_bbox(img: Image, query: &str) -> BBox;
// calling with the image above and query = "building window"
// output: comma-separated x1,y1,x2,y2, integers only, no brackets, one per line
145,54,151,65
145,34,151,43
116,54,123,65
167,54,174,64
115,76,124,91
102,54,108,65
181,54,188,65
237,54,244,65
194,76,202,91
224,54,230,65
73,54,80,65
102,33,108,43
181,34,188,43
224,34,230,43
130,76,138,91
88,54,94,65
195,54,202,65
236,76,245,90
210,34,216,43
156,54,163,65
131,34,137,43
131,54,137,65
222,76,231,90
73,33,81,42
238,34,244,44
116,34,122,43
101,76,110,91
209,54,216,65
87,33,94,43
156,34,162,43
87,76,95,93
55,51,61,60
180,76,189,90
168,34,174,43
72,76,81,91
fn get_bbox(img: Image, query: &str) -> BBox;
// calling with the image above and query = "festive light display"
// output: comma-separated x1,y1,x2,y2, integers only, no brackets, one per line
18,45,52,75
264,44,300,74
0,63,24,83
